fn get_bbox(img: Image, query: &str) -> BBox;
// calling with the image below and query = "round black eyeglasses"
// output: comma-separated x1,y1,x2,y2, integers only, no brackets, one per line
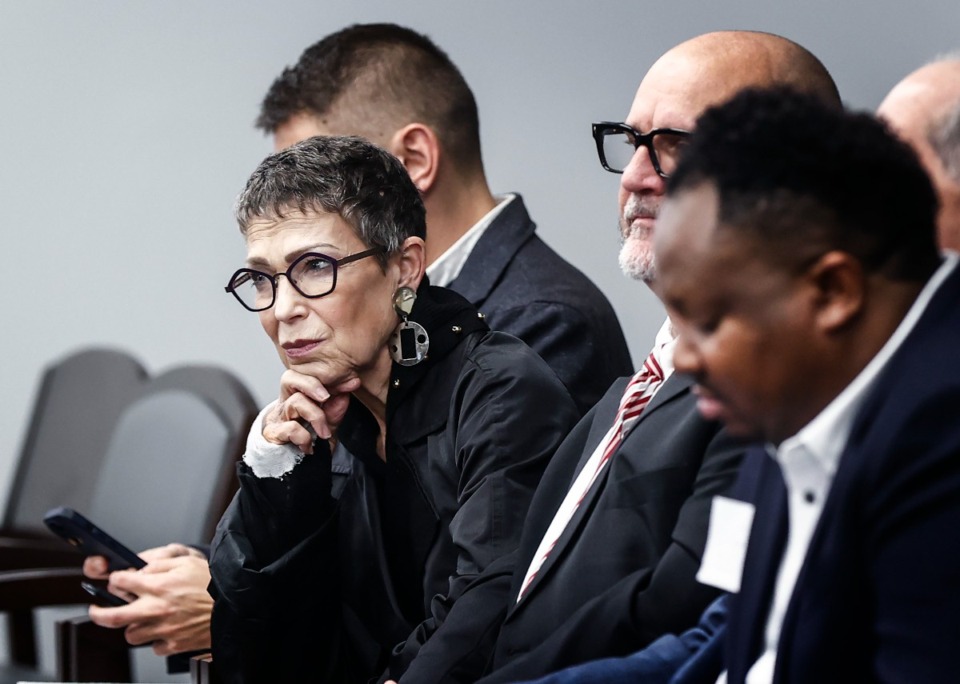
592,122,691,179
224,247,385,312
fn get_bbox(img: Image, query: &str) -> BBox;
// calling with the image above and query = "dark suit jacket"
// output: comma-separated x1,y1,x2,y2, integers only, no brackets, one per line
724,262,960,683
398,372,744,683
448,195,633,415
512,595,730,684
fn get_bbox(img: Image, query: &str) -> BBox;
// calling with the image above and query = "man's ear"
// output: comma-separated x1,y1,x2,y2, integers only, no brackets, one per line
396,236,427,290
807,250,866,333
386,124,440,194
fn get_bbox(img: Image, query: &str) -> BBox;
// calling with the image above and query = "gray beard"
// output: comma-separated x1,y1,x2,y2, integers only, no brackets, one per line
618,223,656,282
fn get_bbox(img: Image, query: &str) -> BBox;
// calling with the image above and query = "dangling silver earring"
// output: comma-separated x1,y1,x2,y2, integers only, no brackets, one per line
389,286,429,366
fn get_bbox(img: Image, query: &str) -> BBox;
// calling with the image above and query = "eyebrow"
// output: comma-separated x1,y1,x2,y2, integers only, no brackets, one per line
245,243,340,269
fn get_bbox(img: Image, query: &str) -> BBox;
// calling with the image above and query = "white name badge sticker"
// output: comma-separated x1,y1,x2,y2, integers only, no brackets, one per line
696,496,755,593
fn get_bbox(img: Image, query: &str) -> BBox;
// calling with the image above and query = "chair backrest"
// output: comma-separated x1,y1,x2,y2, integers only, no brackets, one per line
144,364,259,539
86,365,258,548
4,348,148,536
1,356,257,676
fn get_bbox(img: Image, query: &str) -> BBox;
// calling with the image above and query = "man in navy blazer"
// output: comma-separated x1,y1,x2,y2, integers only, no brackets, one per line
651,88,959,682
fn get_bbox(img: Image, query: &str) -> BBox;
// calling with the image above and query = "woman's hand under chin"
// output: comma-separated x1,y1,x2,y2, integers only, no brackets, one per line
263,369,362,454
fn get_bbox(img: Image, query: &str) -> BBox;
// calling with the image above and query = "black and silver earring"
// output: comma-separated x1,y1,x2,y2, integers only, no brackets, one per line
389,286,429,366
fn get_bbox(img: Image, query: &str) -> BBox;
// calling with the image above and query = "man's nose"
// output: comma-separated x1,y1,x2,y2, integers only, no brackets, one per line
672,331,701,377
620,145,666,196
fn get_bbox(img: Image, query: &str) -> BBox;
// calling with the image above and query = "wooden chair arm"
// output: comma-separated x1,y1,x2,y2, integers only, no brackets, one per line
0,566,88,609
0,535,83,571
56,614,132,682
190,652,221,684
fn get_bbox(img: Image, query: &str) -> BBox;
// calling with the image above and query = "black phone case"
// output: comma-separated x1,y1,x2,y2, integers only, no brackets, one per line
42,506,146,571
81,580,129,607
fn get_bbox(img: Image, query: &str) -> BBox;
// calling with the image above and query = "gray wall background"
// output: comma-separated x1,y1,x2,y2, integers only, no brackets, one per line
2,0,958,513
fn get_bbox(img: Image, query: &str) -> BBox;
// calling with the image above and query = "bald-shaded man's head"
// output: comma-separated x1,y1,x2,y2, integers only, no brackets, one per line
878,56,960,251
616,30,839,283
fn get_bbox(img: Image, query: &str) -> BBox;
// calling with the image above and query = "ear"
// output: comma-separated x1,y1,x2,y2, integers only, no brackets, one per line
395,236,427,291
806,251,866,333
386,124,440,194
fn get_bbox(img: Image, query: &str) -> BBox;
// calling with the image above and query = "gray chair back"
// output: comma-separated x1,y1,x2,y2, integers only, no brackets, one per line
5,348,147,537
87,365,258,548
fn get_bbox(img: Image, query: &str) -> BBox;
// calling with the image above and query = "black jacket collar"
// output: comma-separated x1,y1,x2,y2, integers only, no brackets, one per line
338,281,489,467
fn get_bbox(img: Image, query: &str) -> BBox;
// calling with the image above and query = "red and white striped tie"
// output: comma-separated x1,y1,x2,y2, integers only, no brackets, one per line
517,350,666,600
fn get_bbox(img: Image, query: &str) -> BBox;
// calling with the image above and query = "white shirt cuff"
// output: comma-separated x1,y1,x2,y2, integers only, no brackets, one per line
242,401,305,479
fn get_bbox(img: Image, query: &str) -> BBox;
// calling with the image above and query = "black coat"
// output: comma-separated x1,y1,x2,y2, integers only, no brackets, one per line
208,285,580,683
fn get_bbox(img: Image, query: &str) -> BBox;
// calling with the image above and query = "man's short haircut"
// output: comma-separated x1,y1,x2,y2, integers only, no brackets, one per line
235,135,426,264
668,87,941,282
257,23,483,173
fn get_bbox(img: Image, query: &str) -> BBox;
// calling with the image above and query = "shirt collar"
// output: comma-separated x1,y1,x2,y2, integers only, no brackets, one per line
654,317,678,379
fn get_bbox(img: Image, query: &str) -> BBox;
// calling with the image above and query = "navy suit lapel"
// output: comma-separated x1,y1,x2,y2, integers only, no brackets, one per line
446,196,535,306
515,373,691,605
726,449,788,682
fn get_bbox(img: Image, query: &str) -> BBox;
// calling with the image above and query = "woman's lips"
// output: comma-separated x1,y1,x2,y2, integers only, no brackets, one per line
282,339,321,359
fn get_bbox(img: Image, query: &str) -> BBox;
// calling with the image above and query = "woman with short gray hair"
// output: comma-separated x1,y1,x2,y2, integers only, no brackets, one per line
210,135,578,683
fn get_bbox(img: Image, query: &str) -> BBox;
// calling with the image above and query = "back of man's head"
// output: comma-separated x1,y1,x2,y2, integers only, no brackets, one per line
878,55,960,251
668,87,941,282
257,23,482,174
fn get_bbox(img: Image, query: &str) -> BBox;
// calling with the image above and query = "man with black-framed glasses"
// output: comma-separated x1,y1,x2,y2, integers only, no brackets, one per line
592,123,691,179
394,30,841,684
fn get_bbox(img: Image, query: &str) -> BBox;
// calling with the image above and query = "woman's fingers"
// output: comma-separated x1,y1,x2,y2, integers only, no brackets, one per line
262,411,316,453
278,393,337,440
263,392,345,450
278,368,332,403
264,370,362,452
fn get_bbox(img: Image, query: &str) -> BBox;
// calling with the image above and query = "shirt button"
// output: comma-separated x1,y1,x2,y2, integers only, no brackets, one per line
803,490,816,504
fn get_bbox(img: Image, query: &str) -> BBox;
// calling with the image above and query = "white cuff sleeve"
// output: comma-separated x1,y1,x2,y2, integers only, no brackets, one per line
242,401,305,479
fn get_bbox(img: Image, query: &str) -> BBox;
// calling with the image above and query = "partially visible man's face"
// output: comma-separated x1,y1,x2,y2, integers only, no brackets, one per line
878,63,960,251
654,182,825,443
617,49,763,283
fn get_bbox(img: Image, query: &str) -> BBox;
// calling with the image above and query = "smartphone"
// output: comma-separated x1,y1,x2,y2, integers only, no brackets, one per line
42,506,146,571
81,580,129,607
